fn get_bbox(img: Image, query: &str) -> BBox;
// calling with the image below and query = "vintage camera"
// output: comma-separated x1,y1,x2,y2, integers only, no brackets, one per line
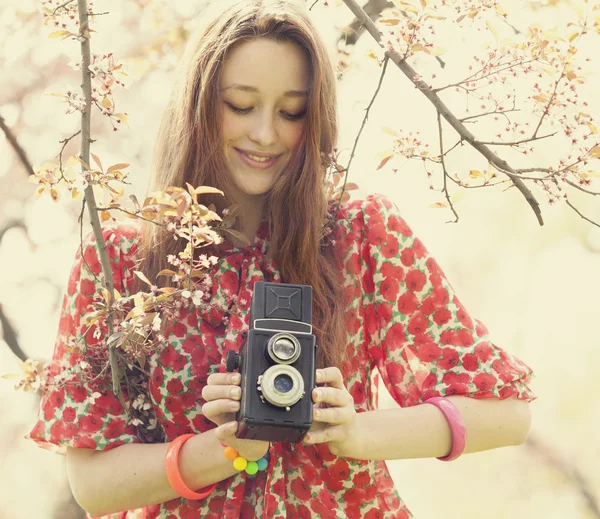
225,281,317,443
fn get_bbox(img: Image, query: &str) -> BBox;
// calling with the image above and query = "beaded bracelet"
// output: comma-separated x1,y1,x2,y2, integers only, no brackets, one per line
220,442,270,475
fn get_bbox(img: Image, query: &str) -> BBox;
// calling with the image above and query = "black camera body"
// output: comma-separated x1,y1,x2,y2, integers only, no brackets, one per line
226,281,316,443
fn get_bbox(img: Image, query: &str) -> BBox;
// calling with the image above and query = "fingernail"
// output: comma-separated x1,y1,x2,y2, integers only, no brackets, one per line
316,370,322,381
304,434,312,442
232,373,241,384
314,389,321,401
231,387,241,398
228,422,237,432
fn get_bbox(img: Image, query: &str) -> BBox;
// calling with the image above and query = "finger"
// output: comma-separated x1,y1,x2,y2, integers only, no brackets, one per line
201,399,239,420
304,424,346,444
312,386,352,407
214,421,239,444
316,367,344,389
202,384,242,402
313,405,353,425
207,372,241,386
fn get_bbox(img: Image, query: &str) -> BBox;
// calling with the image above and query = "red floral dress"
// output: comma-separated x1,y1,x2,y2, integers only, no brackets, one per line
27,193,536,519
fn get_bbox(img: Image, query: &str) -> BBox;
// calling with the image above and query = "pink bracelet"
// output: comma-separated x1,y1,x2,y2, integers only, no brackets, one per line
423,397,466,461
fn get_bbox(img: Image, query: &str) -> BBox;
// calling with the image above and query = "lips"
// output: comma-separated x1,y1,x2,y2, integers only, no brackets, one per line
235,148,280,169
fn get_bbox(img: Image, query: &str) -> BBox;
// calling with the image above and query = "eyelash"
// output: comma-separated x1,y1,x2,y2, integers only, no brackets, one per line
226,103,306,121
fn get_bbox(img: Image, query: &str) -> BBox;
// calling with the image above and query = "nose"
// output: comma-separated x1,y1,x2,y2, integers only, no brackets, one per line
249,110,277,148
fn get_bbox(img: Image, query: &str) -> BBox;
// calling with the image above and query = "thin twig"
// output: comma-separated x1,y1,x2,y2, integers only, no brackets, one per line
96,206,165,226
564,179,600,196
565,200,600,228
329,55,390,226
477,132,557,146
340,0,544,226
0,113,35,177
437,112,459,223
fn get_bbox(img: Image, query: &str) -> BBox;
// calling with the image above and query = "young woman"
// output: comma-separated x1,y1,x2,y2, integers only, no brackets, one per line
27,1,536,518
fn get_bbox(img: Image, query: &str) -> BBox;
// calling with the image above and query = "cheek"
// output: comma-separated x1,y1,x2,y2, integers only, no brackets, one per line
220,109,241,143
285,124,305,151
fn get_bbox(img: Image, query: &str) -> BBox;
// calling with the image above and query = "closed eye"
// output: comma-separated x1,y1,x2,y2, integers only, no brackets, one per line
225,103,306,121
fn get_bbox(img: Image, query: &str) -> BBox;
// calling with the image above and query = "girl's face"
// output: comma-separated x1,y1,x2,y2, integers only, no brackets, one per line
218,38,310,200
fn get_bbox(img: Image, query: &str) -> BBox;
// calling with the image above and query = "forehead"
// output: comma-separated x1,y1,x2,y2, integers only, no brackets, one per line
220,38,311,94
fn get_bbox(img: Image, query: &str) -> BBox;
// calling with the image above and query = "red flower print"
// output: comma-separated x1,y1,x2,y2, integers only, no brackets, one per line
400,248,414,267
344,308,361,335
438,348,460,370
166,378,184,394
344,504,363,519
171,322,187,338
440,329,457,345
79,415,103,434
361,269,375,296
83,244,102,275
456,328,475,347
365,508,384,519
385,362,405,387
474,372,497,391
346,252,361,275
397,291,418,315
384,322,406,351
318,487,337,510
158,344,187,372
220,272,240,298
62,407,76,422
190,347,208,367
350,382,366,406
363,303,379,337
405,268,427,293
181,335,202,354
290,476,311,502
455,299,474,328
300,461,319,485
352,470,371,487
382,235,399,258
379,276,399,302
79,279,96,296
475,342,494,362
407,313,429,336
445,383,469,396
420,295,438,316
321,469,344,492
366,222,388,248
462,353,479,371
433,308,452,326
73,435,97,449
432,286,449,306
442,371,470,385
414,341,442,363
381,261,404,282
343,487,365,507
49,388,65,409
411,237,426,259
376,301,393,328
103,417,127,439
389,213,412,237
165,395,185,416
330,458,350,481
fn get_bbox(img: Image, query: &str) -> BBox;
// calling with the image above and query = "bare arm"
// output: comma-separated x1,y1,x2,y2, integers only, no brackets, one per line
342,395,532,460
66,427,266,517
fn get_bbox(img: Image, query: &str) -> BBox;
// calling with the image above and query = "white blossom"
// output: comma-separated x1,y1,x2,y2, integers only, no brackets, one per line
152,313,162,332
88,391,102,405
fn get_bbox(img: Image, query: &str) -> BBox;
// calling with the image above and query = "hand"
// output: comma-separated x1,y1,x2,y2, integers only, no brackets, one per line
303,367,358,457
201,372,269,461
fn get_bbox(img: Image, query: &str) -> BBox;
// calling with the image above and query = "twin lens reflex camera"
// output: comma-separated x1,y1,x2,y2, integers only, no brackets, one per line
225,281,317,443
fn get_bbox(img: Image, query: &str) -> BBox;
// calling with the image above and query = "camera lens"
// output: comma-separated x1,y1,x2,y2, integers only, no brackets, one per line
273,373,293,394
267,333,301,364
259,365,305,408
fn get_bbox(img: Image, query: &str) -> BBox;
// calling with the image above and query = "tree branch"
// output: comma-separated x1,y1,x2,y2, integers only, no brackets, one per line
0,113,35,177
340,0,544,226
77,0,125,409
565,200,600,228
437,113,459,223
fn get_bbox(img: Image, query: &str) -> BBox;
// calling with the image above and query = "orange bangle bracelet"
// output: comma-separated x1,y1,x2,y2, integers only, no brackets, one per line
165,433,217,500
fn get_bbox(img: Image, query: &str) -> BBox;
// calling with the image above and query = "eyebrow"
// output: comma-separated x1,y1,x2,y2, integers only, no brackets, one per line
221,84,309,98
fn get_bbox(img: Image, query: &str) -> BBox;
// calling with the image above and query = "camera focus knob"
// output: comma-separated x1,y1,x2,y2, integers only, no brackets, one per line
225,350,239,372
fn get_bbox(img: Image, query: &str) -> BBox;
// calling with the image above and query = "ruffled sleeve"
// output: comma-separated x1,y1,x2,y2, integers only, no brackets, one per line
27,223,143,454
360,194,536,408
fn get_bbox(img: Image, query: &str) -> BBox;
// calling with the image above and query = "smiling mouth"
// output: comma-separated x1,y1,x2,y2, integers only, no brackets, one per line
235,148,280,169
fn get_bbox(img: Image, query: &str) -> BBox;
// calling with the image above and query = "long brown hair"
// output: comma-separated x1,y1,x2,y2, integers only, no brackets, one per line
135,0,346,370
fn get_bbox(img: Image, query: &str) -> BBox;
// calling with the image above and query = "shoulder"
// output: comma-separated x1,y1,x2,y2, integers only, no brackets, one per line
329,192,403,233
